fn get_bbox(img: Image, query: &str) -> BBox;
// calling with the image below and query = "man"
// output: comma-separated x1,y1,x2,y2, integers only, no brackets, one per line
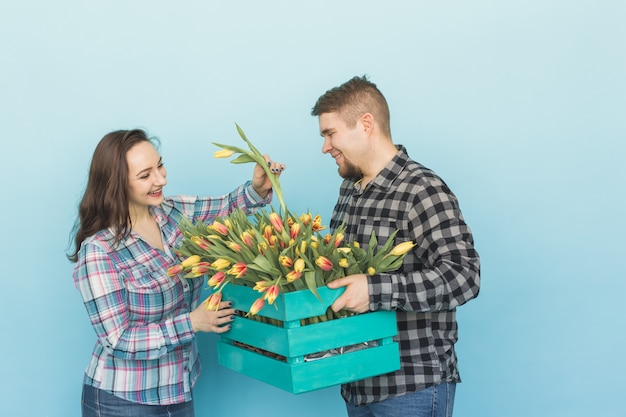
312,75,480,417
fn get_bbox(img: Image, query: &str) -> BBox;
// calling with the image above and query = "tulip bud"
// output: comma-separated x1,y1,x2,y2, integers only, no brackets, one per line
189,261,211,276
339,258,349,268
206,292,222,311
253,281,270,292
210,221,229,236
315,256,333,272
293,258,305,273
208,271,226,287
300,212,312,225
248,297,265,315
264,285,280,304
279,256,293,268
241,231,254,246
286,270,302,282
191,236,211,250
367,267,376,275
289,223,301,239
228,262,248,278
228,242,242,252
389,241,416,257
167,264,183,277
214,149,234,158
269,212,283,233
212,258,231,270
334,233,344,247
181,255,201,268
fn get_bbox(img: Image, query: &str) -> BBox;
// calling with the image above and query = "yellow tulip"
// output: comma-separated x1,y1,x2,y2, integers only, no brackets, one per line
181,255,201,268
390,241,416,256
213,149,234,158
212,258,231,270
294,258,305,273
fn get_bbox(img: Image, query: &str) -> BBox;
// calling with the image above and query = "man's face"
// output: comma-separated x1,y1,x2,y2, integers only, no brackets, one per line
319,112,364,179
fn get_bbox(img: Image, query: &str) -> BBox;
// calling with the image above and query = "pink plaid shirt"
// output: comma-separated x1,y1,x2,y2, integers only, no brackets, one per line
74,182,270,405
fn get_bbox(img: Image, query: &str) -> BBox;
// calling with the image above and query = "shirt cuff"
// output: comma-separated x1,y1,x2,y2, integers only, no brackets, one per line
245,181,273,206
368,273,394,311
160,314,195,348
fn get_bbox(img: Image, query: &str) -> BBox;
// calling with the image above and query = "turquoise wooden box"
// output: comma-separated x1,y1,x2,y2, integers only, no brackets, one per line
217,284,400,394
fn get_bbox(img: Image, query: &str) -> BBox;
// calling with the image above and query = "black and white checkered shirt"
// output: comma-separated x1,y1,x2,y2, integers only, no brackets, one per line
330,145,480,406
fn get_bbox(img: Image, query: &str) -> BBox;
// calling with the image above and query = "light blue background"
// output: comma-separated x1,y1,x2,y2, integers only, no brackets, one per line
1,1,624,416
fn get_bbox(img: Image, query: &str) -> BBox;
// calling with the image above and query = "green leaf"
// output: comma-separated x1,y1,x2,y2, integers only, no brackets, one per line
304,270,322,301
230,154,257,164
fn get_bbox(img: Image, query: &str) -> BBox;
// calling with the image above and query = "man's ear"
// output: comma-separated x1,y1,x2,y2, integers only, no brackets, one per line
360,112,374,134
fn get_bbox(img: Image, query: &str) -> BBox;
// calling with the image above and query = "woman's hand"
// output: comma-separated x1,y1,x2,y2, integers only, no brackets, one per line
189,300,235,334
252,154,285,198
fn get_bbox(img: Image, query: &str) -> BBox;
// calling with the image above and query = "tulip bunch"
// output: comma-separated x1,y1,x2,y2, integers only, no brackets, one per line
169,125,415,320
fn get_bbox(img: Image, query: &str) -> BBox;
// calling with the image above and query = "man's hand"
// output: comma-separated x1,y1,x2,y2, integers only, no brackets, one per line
327,274,370,313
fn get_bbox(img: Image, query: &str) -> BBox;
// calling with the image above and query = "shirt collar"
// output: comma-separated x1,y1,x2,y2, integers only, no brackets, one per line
357,144,409,191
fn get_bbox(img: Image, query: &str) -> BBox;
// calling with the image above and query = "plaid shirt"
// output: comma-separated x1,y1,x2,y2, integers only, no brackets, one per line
329,146,480,406
73,182,270,406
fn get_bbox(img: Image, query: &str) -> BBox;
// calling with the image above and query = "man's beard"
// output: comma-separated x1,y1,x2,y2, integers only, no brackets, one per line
338,158,362,180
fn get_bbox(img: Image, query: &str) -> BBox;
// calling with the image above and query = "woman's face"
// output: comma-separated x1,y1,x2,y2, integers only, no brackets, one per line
126,141,167,213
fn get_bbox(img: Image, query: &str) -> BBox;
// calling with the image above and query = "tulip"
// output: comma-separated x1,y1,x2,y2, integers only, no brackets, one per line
248,297,265,315
181,255,201,268
263,225,273,242
389,241,416,257
300,212,312,225
268,235,279,248
206,292,222,311
315,256,333,272
189,264,210,277
299,240,307,254
228,262,247,278
312,215,326,231
337,247,351,254
253,281,270,292
339,258,349,268
286,270,302,282
224,219,233,230
214,149,234,158
293,258,305,273
334,233,344,247
228,242,242,252
279,255,293,268
269,212,283,233
212,258,231,270
167,264,183,277
210,221,229,236
241,231,254,246
257,242,267,255
264,285,280,304
367,267,376,275
208,271,226,287
289,223,301,239
191,236,211,250
323,234,332,245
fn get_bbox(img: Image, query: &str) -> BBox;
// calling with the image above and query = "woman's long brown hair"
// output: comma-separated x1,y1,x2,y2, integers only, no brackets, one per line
67,129,156,262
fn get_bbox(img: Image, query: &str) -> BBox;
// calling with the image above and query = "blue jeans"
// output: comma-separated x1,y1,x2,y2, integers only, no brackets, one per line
346,382,456,417
81,384,195,417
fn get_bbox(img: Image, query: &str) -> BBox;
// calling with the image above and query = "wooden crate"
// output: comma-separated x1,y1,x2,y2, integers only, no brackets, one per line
216,285,400,394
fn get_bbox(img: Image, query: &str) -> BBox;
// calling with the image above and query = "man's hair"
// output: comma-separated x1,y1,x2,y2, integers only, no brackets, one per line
311,75,391,136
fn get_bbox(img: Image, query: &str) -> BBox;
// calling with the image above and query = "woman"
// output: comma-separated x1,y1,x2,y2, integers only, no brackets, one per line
68,129,285,416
